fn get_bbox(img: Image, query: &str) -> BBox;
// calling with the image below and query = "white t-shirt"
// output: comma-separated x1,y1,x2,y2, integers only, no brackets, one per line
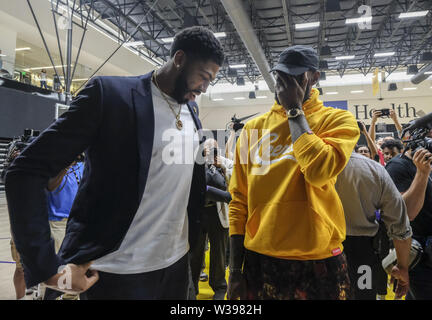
91,81,200,274
40,72,47,81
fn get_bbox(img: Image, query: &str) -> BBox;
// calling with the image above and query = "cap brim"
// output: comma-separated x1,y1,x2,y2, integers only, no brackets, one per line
269,64,309,76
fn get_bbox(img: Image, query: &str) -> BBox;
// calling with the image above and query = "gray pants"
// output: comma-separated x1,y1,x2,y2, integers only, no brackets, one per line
190,205,228,295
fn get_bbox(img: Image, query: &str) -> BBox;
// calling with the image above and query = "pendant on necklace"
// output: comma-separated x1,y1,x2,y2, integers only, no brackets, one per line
176,119,183,130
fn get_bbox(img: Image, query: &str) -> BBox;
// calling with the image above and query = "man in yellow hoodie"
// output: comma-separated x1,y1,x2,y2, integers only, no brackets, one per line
227,45,360,300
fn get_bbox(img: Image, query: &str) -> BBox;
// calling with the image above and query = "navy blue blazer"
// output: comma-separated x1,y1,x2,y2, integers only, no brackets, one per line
5,71,206,287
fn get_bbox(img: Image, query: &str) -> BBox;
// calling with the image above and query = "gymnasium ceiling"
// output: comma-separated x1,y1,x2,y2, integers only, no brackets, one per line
23,0,432,88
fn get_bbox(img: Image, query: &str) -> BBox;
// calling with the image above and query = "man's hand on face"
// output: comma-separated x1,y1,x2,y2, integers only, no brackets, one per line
275,71,308,111
44,261,99,294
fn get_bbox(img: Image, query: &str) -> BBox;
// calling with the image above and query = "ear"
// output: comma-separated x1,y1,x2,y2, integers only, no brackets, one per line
173,50,187,69
310,71,320,86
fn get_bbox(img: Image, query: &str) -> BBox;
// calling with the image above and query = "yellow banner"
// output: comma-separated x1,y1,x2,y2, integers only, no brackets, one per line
372,68,379,96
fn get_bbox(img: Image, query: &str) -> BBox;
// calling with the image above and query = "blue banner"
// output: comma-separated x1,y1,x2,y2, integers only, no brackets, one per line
323,100,348,110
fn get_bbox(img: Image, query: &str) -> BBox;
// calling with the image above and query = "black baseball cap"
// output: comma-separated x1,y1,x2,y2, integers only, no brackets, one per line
270,45,319,76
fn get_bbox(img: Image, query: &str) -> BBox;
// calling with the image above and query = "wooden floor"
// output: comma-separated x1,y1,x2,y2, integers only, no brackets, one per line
0,193,21,300
0,192,397,300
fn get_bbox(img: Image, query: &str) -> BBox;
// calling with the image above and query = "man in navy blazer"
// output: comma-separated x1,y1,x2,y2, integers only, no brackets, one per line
5,26,224,299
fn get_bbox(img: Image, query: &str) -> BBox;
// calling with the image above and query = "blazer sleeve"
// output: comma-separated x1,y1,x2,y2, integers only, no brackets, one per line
4,77,104,287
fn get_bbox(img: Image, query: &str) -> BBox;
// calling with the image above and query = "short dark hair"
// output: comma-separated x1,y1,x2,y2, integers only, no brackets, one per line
355,144,371,153
170,26,225,66
381,139,403,152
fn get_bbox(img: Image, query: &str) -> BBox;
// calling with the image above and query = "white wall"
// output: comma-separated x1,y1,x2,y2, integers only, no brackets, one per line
0,0,156,78
200,80,432,130
0,25,17,74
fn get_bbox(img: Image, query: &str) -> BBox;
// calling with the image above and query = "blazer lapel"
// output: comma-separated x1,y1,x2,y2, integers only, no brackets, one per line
186,102,204,143
132,71,154,201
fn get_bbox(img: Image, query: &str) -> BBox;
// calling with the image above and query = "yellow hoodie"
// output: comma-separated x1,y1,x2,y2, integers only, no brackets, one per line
229,88,360,260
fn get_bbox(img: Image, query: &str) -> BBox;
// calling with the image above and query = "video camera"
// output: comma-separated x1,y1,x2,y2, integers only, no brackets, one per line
0,129,40,184
401,112,432,155
6,129,39,159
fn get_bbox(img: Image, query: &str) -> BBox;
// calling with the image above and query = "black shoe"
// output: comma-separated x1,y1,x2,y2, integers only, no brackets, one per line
213,290,226,300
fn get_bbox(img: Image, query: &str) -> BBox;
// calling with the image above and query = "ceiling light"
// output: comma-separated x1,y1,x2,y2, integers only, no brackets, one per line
229,64,247,69
24,65,71,71
295,22,320,30
161,37,174,43
212,98,224,101
213,32,226,38
233,97,246,100
124,41,144,47
256,95,267,99
326,91,338,95
403,87,417,90
424,71,432,75
15,47,31,51
0,54,6,57
335,55,355,60
398,10,429,19
346,17,372,25
351,90,364,93
374,52,395,57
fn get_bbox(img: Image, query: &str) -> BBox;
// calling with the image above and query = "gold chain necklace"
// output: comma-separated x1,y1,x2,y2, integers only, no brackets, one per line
152,71,183,130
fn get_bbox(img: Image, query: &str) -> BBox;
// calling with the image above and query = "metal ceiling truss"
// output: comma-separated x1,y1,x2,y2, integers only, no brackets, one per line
30,0,432,88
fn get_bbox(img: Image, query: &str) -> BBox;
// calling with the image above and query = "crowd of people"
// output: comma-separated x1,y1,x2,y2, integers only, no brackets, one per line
3,26,432,301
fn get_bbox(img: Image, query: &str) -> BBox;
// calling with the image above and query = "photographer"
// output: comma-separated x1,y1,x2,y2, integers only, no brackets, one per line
336,151,412,300
1,130,39,300
357,121,379,161
190,139,232,300
386,144,432,299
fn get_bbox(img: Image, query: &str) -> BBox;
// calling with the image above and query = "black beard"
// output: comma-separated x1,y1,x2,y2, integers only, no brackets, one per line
172,68,190,104
275,91,281,105
303,84,312,103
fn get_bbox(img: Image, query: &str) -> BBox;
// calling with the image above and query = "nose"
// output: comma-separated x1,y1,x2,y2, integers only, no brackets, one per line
200,81,210,93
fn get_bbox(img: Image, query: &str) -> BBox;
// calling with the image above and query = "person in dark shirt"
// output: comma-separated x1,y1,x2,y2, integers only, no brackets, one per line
381,140,403,164
386,147,432,299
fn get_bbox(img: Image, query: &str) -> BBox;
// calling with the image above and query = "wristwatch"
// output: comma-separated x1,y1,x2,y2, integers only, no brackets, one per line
287,107,304,119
